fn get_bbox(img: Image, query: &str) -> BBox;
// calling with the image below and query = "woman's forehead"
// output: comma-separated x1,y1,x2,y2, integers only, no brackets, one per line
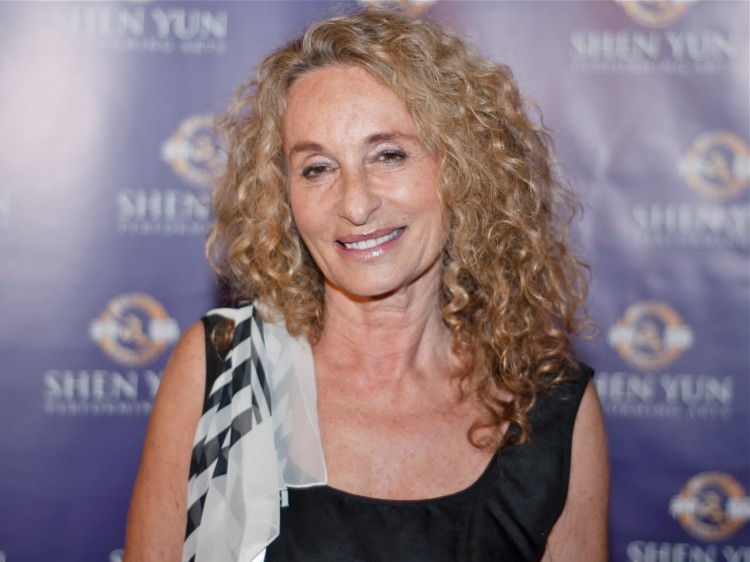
283,65,418,148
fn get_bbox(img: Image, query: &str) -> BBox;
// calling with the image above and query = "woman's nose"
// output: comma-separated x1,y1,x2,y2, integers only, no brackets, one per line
337,168,381,226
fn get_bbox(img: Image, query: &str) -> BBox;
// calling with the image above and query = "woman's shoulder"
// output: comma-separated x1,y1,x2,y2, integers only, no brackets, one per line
524,361,596,444
164,320,207,382
541,360,594,404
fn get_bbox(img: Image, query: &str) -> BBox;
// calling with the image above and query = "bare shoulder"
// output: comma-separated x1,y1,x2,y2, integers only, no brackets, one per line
124,320,207,562
151,320,207,417
139,320,207,439
542,380,610,561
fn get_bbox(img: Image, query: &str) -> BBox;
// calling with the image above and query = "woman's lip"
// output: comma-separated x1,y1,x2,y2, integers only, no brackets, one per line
337,227,406,251
337,227,406,245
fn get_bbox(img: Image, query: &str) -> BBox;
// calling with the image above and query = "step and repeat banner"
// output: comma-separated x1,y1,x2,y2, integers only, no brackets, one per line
0,1,747,561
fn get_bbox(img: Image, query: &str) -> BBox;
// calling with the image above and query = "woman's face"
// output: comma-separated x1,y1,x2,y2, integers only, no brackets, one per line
284,65,447,300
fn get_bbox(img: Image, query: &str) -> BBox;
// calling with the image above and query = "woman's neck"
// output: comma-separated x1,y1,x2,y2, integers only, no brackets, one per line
314,282,457,386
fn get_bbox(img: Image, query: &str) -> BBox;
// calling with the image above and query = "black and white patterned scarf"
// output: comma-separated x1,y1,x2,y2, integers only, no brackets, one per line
183,303,327,562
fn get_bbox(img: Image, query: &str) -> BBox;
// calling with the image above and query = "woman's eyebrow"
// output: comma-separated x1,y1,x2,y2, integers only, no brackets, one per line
287,141,324,158
365,131,416,145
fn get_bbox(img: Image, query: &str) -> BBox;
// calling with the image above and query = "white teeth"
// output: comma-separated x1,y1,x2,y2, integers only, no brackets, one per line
343,228,402,250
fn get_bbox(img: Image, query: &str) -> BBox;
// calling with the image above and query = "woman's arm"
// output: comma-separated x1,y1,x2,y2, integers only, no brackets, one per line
123,321,206,562
542,380,610,561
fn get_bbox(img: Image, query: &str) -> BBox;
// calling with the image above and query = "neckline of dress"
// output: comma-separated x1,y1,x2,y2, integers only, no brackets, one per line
304,448,506,506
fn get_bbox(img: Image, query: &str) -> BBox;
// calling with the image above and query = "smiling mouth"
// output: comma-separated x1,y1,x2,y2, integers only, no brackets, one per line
340,228,405,250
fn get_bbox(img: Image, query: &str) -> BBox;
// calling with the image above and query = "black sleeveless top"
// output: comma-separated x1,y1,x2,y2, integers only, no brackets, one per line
202,315,593,562
267,368,592,562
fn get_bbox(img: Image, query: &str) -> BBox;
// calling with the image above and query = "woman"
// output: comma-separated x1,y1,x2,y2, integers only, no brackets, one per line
125,8,609,562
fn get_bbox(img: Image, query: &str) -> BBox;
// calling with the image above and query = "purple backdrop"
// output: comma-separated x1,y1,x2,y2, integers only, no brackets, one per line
0,1,747,561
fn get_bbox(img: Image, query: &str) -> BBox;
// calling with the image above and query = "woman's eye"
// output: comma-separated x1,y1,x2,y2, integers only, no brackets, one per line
302,164,329,179
377,149,407,164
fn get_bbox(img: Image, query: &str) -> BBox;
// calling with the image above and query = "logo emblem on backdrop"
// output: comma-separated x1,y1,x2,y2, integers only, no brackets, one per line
161,114,225,189
670,472,750,541
357,0,438,16
616,0,697,28
607,301,694,371
117,114,215,236
89,293,180,367
678,132,750,202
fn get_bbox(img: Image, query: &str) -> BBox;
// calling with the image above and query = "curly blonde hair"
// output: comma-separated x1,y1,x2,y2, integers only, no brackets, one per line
208,8,590,449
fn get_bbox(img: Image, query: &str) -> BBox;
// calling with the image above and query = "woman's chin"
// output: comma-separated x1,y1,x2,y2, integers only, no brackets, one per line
326,282,402,303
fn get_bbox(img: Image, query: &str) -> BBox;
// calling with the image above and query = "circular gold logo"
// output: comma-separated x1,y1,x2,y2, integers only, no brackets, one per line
670,472,750,541
678,132,750,201
89,293,180,367
357,0,438,16
617,0,695,28
161,114,225,189
607,301,693,371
